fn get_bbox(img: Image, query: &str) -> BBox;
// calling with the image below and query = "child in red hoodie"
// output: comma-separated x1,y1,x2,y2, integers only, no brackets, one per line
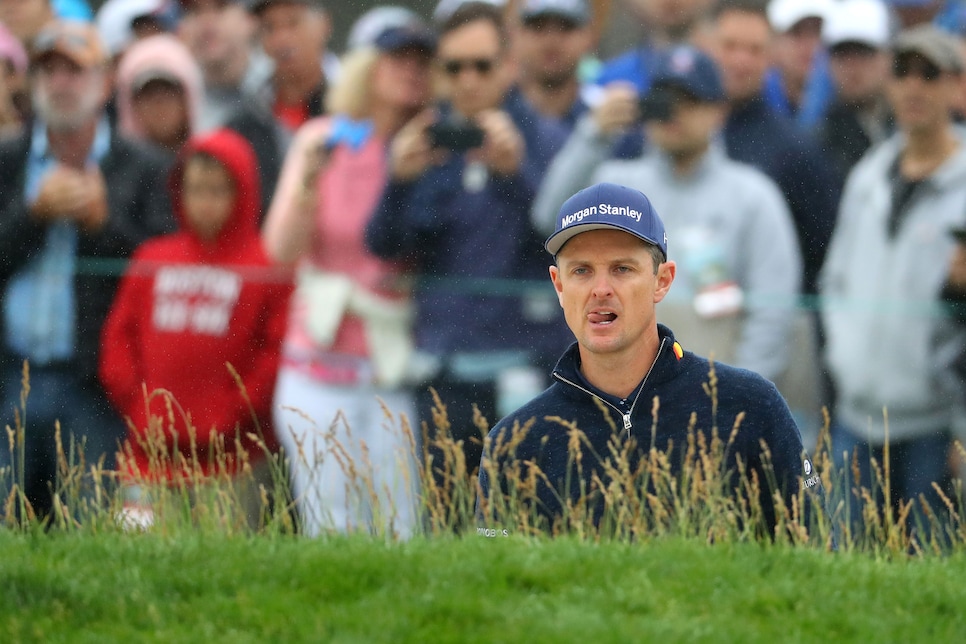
99,129,292,527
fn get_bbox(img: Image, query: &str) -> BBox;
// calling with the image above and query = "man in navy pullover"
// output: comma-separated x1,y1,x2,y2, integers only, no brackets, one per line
478,182,823,538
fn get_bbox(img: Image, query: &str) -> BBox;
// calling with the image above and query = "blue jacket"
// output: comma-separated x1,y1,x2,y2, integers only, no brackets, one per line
479,325,824,536
365,96,570,364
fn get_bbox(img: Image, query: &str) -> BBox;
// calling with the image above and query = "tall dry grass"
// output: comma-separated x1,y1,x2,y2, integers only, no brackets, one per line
1,362,964,555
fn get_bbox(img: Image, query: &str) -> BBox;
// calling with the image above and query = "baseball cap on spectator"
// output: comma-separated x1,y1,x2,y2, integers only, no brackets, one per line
823,0,891,50
649,45,725,102
767,0,833,33
520,0,590,26
96,0,180,57
30,20,107,68
433,0,505,24
0,23,29,75
893,24,964,73
545,182,668,259
347,6,437,54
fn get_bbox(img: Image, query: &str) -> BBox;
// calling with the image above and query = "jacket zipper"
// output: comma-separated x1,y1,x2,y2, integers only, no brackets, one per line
553,337,667,440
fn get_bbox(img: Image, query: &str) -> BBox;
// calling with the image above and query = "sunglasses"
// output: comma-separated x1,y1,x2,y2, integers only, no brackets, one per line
441,58,496,76
892,56,943,82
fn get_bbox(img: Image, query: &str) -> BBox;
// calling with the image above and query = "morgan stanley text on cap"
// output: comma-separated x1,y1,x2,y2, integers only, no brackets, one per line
544,182,668,259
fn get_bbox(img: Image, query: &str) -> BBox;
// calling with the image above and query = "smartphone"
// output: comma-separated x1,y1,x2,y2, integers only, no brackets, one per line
950,227,966,244
427,121,485,152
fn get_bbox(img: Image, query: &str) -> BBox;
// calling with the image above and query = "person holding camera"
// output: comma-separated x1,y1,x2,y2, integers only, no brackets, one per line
365,2,569,518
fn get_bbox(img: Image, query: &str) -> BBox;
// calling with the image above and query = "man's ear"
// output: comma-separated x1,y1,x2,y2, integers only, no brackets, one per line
549,264,564,307
653,260,676,304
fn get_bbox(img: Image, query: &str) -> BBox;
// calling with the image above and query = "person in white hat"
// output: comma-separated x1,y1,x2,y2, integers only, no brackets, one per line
765,0,835,125
817,0,895,187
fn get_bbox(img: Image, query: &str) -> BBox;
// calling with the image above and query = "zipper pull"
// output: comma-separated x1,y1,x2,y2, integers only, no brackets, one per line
623,413,632,433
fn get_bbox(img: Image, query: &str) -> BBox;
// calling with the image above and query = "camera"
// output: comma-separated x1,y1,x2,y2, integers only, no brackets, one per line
638,86,677,123
427,121,485,152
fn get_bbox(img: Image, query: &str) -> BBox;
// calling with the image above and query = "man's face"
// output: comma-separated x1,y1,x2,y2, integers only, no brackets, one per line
550,228,674,360
517,16,591,88
644,87,723,160
371,47,433,114
0,0,53,43
179,1,255,77
829,43,889,106
31,53,107,132
709,9,771,103
258,2,329,78
772,17,824,86
436,18,511,118
887,52,959,134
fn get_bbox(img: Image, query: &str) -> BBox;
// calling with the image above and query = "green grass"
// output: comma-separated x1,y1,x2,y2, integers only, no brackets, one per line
1,532,964,643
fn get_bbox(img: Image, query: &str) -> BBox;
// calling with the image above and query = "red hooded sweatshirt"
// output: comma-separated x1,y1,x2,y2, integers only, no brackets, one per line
100,129,292,480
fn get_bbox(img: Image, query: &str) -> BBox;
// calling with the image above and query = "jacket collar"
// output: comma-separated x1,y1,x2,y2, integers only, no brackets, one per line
552,324,685,405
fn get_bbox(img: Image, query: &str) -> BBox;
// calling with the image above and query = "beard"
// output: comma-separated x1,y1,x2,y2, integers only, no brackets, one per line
31,78,104,133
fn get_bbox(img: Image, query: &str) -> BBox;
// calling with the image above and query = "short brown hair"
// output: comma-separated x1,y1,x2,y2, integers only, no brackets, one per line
439,2,508,48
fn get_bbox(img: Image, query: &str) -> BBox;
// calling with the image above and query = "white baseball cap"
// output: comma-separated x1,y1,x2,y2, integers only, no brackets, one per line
823,0,891,50
767,0,833,33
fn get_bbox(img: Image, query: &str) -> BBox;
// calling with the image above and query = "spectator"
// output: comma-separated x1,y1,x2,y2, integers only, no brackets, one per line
176,0,280,219
0,22,29,136
763,0,836,127
114,34,203,154
263,8,437,538
176,0,271,132
479,182,821,537
534,45,801,384
249,0,332,134
0,21,173,519
365,2,569,515
819,25,966,537
95,0,181,61
513,0,595,131
99,128,290,529
818,0,895,189
0,0,55,45
706,0,838,297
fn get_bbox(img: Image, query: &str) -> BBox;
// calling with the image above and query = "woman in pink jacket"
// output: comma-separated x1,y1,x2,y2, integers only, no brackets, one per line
262,9,436,538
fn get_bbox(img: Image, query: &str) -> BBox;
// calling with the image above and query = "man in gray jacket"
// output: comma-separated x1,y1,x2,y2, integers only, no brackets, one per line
533,45,802,391
819,25,966,532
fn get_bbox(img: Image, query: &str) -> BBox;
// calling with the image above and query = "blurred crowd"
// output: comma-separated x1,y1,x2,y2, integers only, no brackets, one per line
2,0,966,536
